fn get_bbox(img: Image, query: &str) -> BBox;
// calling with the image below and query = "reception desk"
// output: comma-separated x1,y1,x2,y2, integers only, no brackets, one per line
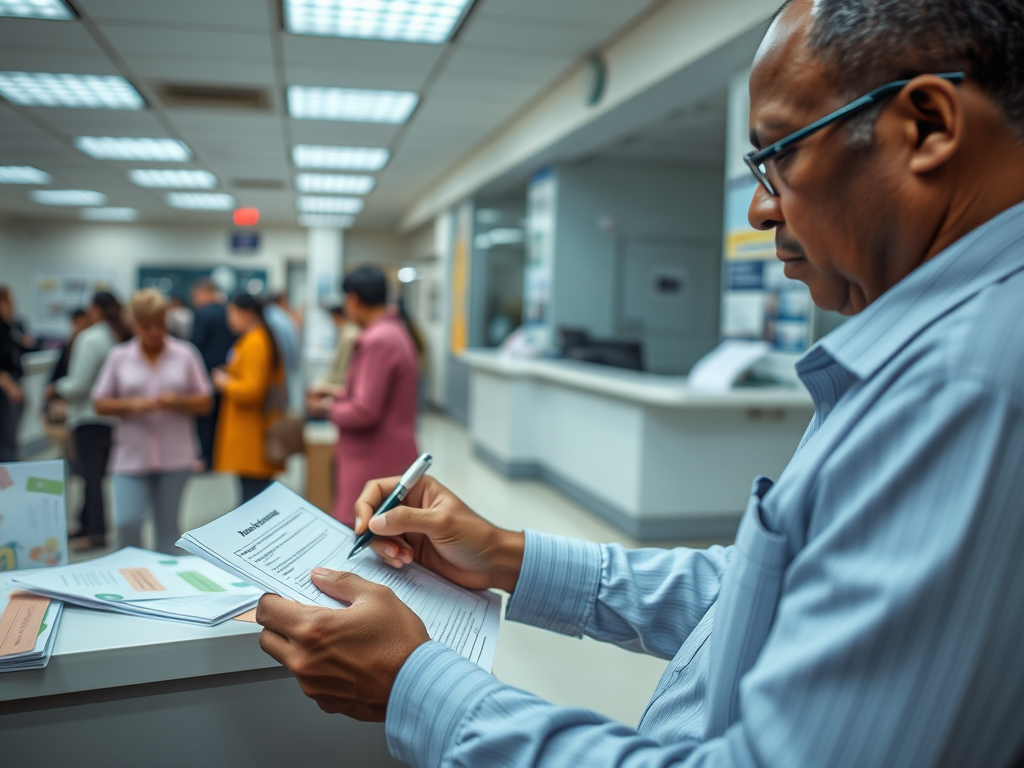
0,605,400,767
463,350,814,541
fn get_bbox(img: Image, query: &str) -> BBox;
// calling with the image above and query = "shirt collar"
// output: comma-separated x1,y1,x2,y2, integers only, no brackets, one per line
801,201,1024,382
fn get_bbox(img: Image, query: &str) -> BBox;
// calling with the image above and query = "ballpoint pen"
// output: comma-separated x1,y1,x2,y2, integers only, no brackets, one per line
346,452,433,560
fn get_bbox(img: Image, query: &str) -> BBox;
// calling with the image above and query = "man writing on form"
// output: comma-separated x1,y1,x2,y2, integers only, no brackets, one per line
256,1,1024,765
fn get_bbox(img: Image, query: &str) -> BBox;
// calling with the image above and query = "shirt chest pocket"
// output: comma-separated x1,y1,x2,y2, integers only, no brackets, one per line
703,476,790,739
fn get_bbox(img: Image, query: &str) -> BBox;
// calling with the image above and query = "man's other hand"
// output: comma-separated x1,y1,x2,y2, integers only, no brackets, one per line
354,475,525,594
256,569,430,721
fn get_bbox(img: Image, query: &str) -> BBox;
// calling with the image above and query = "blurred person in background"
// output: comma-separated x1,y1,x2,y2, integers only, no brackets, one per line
190,278,235,471
212,293,285,503
0,286,24,462
43,307,91,472
53,291,132,551
307,266,419,527
92,290,211,554
263,291,302,413
307,303,360,399
165,295,194,340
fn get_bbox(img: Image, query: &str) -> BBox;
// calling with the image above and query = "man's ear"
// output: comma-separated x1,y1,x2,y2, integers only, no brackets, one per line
892,75,963,175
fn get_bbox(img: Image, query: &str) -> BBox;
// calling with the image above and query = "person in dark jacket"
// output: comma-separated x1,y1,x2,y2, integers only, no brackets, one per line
0,286,24,462
189,278,236,471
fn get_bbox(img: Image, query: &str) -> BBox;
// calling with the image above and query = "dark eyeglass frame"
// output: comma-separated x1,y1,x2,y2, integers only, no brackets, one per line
744,72,966,196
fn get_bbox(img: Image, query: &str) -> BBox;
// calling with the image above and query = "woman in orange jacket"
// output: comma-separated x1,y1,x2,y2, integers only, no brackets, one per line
211,293,285,503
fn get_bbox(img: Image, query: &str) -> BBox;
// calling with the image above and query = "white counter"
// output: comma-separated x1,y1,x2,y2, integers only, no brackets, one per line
464,350,814,541
0,605,401,767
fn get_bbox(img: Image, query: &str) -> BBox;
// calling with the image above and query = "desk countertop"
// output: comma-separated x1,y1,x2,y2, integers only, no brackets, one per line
0,605,273,703
461,350,812,409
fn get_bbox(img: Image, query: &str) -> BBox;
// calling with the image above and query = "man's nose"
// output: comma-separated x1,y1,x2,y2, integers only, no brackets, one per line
747,183,784,231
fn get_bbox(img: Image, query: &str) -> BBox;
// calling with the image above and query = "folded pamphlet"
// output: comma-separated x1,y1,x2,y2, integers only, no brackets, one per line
10,548,263,626
177,482,500,671
1,573,64,673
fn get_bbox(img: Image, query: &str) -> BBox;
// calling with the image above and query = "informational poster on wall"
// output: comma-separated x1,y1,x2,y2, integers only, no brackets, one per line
523,167,557,326
31,270,116,337
720,69,813,354
0,459,68,572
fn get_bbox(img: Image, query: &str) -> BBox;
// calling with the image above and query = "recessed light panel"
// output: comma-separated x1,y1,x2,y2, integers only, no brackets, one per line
0,166,51,184
75,137,192,161
129,169,217,189
292,145,390,171
295,173,375,195
0,72,144,109
298,214,355,228
30,189,106,206
296,196,364,214
80,207,138,222
284,0,471,43
0,0,74,19
287,86,417,123
166,192,235,210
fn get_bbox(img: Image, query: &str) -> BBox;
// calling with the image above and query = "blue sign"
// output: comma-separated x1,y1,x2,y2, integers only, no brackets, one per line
230,231,260,253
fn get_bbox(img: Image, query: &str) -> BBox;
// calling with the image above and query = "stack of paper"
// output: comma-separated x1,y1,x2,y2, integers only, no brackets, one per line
177,482,501,671
10,548,263,626
1,573,64,673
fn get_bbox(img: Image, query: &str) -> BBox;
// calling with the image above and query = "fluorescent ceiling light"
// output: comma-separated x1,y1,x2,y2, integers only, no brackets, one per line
75,137,192,162
30,189,106,206
0,165,51,184
292,145,390,171
0,0,74,19
129,169,217,189
298,214,355,229
296,196,364,214
284,0,471,43
295,173,375,195
287,86,417,123
166,192,235,210
0,72,144,109
80,207,138,222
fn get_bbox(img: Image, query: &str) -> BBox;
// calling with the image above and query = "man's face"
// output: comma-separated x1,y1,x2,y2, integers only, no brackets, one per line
746,0,903,315
0,297,12,324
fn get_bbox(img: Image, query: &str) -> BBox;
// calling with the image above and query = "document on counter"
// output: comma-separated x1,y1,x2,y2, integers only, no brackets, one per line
177,482,501,672
0,459,69,571
10,548,263,626
1,572,64,673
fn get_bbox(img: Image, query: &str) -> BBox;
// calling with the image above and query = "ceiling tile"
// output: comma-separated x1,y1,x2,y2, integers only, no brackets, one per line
283,65,430,93
77,0,273,31
459,16,614,53
281,35,444,71
26,107,169,137
0,18,102,51
97,23,273,61
476,0,658,27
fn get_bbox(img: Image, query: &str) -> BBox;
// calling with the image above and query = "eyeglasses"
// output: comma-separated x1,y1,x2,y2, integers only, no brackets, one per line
744,72,966,196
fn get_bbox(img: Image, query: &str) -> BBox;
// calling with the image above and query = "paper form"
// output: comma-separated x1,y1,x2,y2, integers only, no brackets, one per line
178,482,500,671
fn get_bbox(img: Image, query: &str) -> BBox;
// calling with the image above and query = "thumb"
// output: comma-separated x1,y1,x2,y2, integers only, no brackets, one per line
310,568,373,604
368,504,439,537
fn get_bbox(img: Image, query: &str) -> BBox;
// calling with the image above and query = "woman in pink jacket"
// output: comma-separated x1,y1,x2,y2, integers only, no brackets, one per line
308,266,419,527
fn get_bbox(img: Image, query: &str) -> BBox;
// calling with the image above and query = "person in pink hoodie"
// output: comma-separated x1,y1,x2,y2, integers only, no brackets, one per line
307,266,419,527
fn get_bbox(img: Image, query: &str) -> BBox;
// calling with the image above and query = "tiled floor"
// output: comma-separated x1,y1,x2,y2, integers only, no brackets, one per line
56,412,733,727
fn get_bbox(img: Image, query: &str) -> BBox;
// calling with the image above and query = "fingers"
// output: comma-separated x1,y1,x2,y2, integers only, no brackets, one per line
258,626,292,666
310,567,377,604
369,537,414,568
367,502,446,539
353,476,402,534
255,593,311,634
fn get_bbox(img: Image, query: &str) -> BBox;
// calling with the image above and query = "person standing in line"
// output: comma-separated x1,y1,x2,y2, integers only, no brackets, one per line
0,286,25,462
307,266,419,527
189,279,236,471
53,291,132,551
43,308,90,474
307,304,361,400
92,290,212,554
212,293,285,504
165,295,194,341
263,292,302,413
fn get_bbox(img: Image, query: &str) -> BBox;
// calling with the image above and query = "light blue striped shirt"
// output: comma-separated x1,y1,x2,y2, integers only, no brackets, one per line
386,202,1024,767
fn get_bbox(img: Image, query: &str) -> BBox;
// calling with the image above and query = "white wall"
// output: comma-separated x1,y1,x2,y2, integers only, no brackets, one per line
0,222,305,335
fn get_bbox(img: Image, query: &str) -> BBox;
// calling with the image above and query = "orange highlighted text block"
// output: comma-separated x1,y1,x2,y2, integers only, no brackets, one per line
0,592,50,657
119,567,166,592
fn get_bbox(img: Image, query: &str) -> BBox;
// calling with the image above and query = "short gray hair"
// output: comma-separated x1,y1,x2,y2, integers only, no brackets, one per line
778,0,1024,144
